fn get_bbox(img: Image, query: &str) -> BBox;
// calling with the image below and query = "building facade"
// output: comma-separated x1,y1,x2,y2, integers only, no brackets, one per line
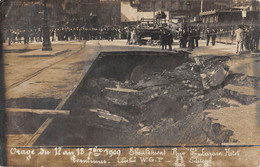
1,0,122,30
121,0,202,25
200,0,260,28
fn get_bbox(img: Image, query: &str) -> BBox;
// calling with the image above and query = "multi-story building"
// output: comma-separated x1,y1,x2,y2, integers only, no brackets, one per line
98,0,121,26
200,0,260,28
2,0,123,29
121,0,202,25
202,0,233,11
233,0,260,10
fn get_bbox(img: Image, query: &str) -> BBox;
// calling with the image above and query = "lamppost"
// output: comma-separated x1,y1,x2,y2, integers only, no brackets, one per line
201,0,203,13
42,0,52,51
186,1,193,51
152,0,155,27
186,1,191,30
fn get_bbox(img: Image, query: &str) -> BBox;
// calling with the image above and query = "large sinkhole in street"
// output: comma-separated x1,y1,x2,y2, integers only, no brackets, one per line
35,51,229,146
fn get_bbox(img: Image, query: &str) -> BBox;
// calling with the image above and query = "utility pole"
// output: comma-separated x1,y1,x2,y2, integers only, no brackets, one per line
186,1,191,29
201,0,203,13
42,0,52,51
152,0,155,26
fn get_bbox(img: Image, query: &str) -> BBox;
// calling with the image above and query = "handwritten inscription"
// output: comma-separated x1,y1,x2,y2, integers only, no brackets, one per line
8,147,251,166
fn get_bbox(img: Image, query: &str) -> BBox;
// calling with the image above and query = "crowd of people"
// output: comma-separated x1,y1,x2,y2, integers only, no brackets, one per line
160,29,174,50
4,24,259,54
177,24,201,49
4,27,129,45
234,25,259,54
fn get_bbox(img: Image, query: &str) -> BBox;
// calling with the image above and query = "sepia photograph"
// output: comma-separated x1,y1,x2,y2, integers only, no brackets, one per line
0,0,260,166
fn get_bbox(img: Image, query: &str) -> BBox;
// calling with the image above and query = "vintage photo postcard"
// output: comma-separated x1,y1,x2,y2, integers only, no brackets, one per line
0,0,260,166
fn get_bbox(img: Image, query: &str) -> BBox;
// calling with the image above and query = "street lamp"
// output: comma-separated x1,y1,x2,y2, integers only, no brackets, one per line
152,0,155,27
186,1,191,30
201,0,203,13
42,0,52,51
186,1,193,51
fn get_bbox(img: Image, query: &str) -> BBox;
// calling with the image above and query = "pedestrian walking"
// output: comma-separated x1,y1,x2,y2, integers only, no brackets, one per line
167,31,174,51
160,29,167,50
195,24,201,47
206,27,211,46
188,27,195,50
235,25,244,54
24,29,29,44
7,29,12,45
211,27,217,46
179,28,188,48
126,30,131,45
17,31,22,43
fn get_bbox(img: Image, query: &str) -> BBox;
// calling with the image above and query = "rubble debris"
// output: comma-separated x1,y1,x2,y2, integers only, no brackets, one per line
66,53,259,145
137,126,153,135
90,108,129,123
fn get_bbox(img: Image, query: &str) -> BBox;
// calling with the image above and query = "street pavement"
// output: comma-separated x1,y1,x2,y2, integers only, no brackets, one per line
3,39,260,146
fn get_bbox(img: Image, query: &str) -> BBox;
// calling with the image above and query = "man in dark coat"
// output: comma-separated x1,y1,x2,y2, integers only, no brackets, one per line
195,24,201,47
206,27,211,46
160,29,167,50
24,29,30,44
211,27,217,46
167,31,174,51
7,30,12,45
180,28,188,48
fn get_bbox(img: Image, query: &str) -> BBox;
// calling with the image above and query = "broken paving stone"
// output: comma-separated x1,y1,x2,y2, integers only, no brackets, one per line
168,118,174,122
200,73,207,79
202,80,210,90
188,84,193,88
137,126,152,135
164,90,169,95
105,96,128,106
209,67,229,87
105,87,138,93
138,123,145,128
90,108,129,123
191,98,197,103
187,89,192,92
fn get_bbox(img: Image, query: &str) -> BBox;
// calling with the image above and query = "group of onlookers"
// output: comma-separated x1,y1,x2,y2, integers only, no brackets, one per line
4,27,129,45
160,29,174,50
235,25,259,54
178,25,201,49
4,24,259,54
5,29,40,45
56,27,128,41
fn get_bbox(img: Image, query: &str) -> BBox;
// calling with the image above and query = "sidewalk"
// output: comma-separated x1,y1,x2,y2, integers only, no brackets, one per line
4,41,85,100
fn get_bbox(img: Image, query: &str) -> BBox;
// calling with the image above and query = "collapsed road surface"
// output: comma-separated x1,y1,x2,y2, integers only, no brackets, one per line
6,41,260,146
31,50,260,146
